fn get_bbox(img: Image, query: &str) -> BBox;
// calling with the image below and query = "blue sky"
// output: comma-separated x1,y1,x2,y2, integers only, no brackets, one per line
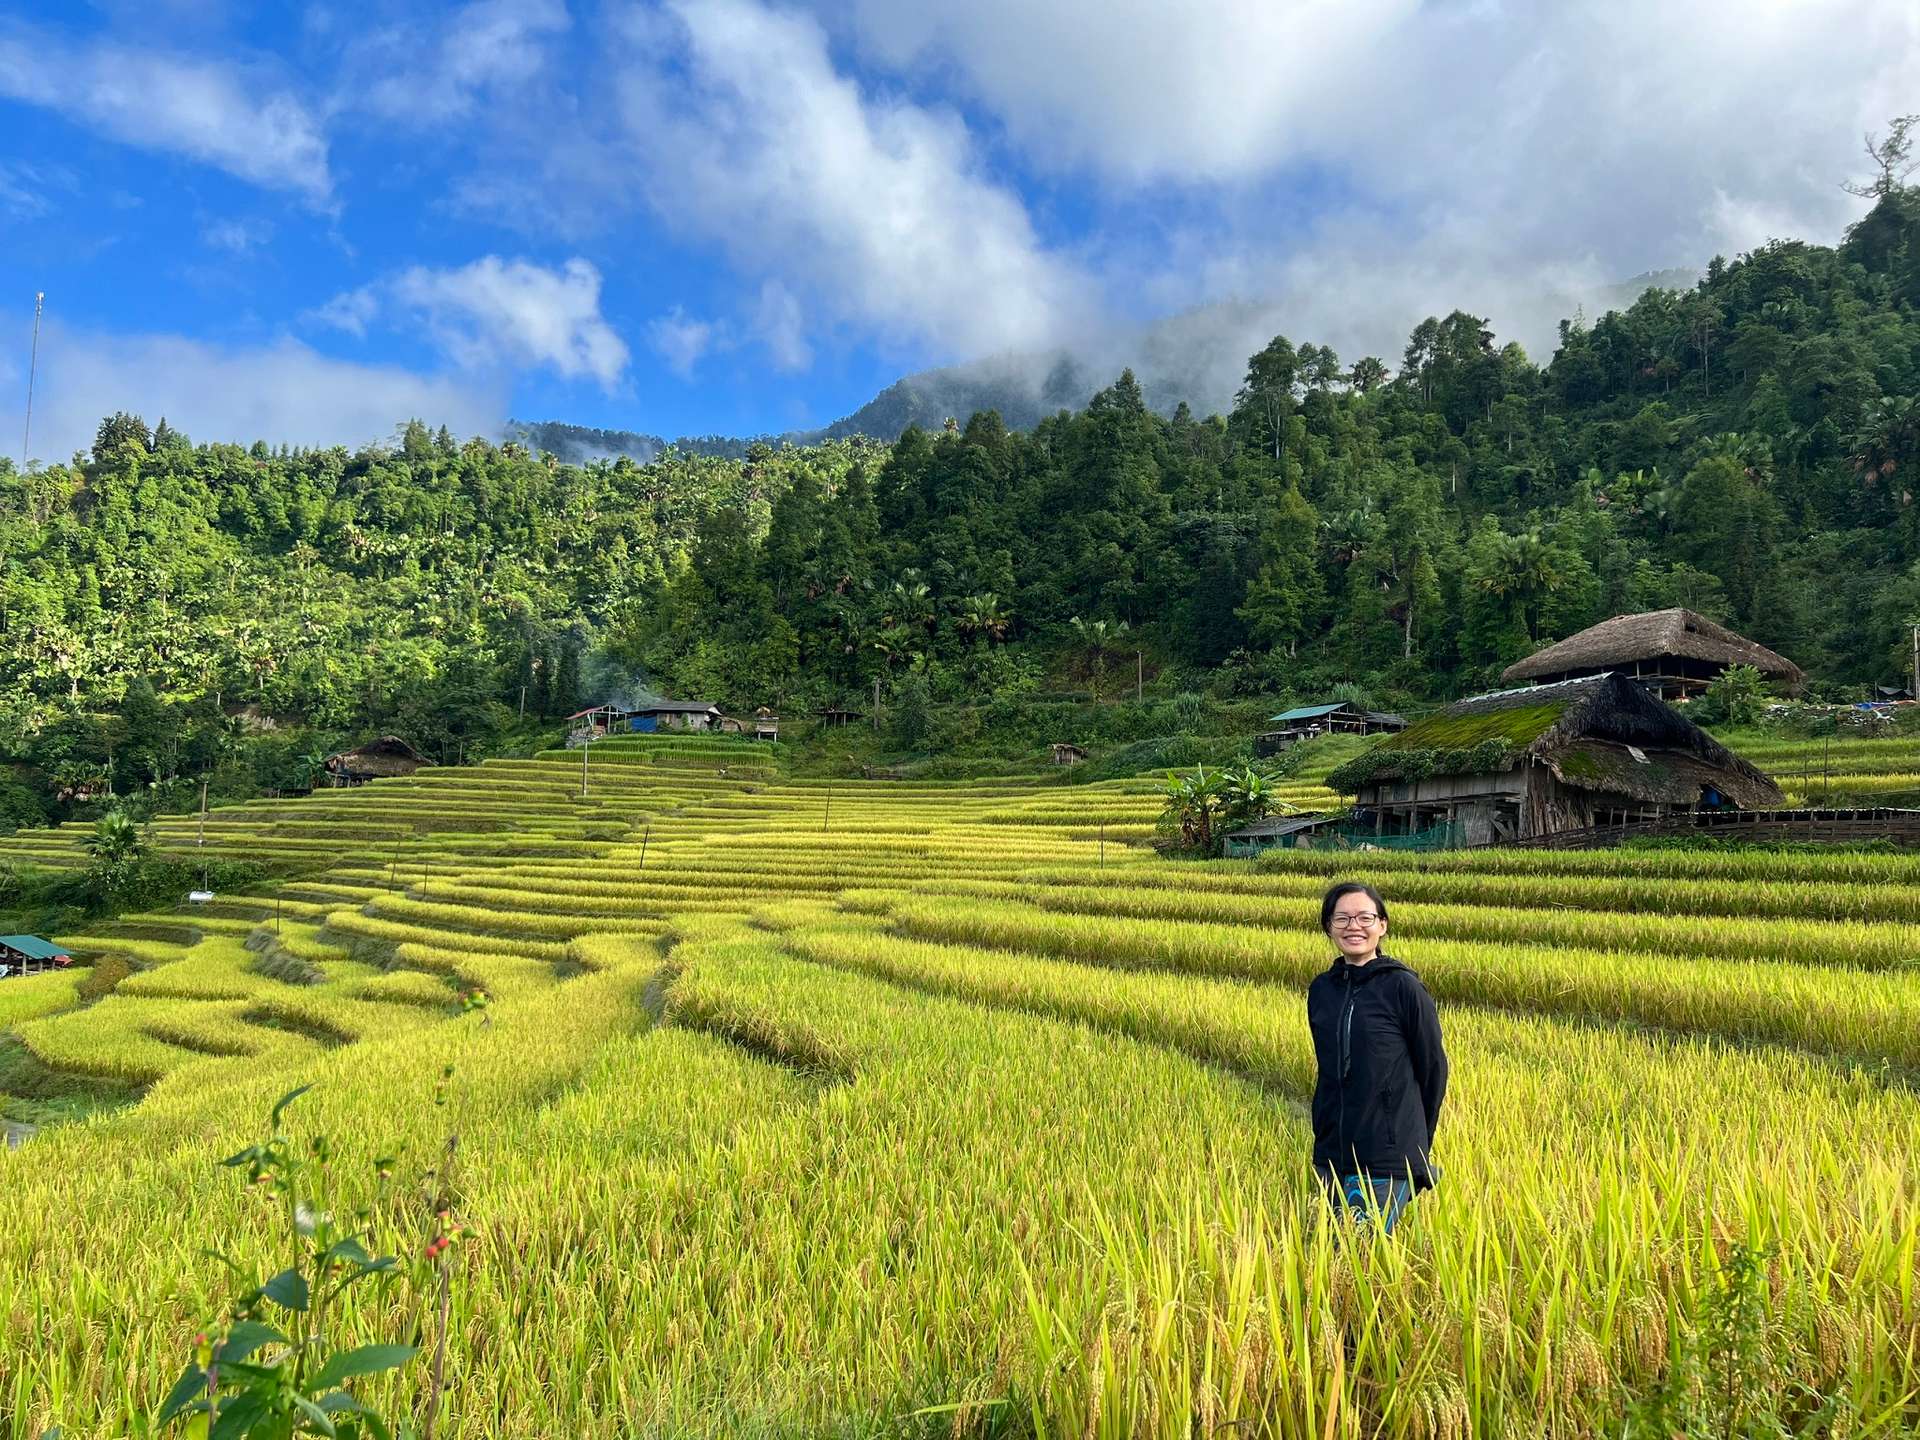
1,0,1913,459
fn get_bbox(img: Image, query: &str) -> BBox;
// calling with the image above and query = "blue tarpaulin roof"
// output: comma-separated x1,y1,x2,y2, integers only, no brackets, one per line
0,934,70,959
1268,702,1350,723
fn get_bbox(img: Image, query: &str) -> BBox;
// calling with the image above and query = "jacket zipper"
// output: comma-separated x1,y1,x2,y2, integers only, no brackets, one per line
1337,964,1355,1157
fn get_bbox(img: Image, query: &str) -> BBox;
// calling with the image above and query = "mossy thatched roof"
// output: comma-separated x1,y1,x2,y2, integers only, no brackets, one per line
1501,608,1803,685
1325,673,1784,808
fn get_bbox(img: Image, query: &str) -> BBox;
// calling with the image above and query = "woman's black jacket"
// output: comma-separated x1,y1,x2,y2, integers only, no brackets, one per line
1306,951,1448,1191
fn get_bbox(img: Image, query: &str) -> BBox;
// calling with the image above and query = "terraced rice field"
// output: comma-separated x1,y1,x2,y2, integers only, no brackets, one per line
1,734,1915,1437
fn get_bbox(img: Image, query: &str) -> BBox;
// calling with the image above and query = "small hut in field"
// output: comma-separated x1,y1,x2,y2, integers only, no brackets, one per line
324,736,429,786
1325,673,1783,845
0,934,73,977
1500,608,1803,701
625,700,723,732
1254,701,1406,757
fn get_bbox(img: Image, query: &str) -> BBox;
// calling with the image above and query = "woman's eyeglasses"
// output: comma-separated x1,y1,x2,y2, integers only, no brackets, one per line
1330,913,1381,930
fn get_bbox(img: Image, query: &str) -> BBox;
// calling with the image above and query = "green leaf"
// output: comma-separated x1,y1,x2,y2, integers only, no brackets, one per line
315,1391,367,1414
261,1267,310,1311
209,1390,270,1439
271,1084,315,1128
323,1236,373,1268
218,1319,288,1365
156,1361,207,1426
291,1394,339,1436
307,1344,417,1394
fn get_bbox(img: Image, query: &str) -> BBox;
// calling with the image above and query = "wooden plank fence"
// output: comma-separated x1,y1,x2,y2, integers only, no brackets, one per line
1485,807,1920,850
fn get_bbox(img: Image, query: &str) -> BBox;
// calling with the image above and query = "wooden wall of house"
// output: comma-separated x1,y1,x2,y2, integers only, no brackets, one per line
1523,770,1598,838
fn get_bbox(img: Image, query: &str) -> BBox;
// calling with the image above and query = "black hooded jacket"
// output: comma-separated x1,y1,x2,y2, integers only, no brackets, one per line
1306,950,1448,1191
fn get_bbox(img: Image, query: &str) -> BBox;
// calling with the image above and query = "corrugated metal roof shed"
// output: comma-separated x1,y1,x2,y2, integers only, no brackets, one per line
1269,702,1349,723
1223,814,1340,840
0,935,71,960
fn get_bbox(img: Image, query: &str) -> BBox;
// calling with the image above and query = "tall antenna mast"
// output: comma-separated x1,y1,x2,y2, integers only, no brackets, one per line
22,291,44,470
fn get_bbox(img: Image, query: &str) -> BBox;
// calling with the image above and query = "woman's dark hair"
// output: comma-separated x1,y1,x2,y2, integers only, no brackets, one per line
1320,881,1389,933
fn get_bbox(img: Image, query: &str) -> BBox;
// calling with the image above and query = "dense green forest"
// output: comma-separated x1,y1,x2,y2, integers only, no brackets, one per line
3,185,1919,830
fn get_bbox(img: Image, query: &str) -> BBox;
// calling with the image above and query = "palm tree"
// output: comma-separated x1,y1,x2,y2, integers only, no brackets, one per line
1474,530,1563,640
883,571,936,634
1069,616,1131,700
956,592,1010,647
1850,395,1920,489
85,809,147,867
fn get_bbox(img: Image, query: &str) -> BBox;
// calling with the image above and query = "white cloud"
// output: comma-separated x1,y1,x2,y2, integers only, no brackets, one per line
816,0,1918,371
613,0,1096,367
836,0,1414,186
305,287,380,338
647,307,725,378
0,318,500,462
753,280,811,372
0,18,332,206
202,217,275,255
312,256,630,388
0,160,78,218
348,0,572,126
389,256,629,387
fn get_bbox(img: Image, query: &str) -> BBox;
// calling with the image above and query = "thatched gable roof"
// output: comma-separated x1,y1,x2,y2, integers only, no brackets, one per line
1500,608,1803,685
1328,673,1783,808
326,735,429,779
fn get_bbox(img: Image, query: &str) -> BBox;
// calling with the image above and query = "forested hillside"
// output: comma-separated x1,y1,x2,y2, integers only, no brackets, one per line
3,187,1918,829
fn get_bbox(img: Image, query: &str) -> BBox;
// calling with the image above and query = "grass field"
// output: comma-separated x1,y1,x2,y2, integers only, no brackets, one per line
0,731,1915,1437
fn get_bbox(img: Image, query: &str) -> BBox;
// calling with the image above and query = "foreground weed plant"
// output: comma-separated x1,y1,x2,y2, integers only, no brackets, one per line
158,1077,464,1439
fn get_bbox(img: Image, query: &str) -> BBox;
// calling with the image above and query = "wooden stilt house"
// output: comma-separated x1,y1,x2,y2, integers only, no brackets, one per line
1500,608,1803,700
1324,673,1784,845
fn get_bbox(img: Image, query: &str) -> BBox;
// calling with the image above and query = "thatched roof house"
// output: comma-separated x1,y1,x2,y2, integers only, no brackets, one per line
1326,673,1783,845
1500,608,1803,699
324,735,429,785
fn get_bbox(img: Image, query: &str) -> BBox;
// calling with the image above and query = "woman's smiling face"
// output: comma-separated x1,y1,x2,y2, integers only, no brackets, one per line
1328,897,1386,960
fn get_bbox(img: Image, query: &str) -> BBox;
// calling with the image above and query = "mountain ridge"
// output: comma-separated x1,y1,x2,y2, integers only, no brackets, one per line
511,267,1702,461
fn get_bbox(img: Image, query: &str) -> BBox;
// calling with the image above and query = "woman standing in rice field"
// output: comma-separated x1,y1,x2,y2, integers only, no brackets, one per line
1307,880,1448,1234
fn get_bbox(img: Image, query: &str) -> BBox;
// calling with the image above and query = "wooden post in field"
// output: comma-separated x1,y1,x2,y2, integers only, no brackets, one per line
1099,820,1105,869
824,783,832,833
637,822,651,872
581,729,589,798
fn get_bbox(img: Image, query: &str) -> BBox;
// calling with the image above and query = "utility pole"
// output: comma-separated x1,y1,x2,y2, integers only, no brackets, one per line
1136,650,1143,703
581,727,590,797
1910,622,1918,708
22,291,43,470
873,677,881,731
